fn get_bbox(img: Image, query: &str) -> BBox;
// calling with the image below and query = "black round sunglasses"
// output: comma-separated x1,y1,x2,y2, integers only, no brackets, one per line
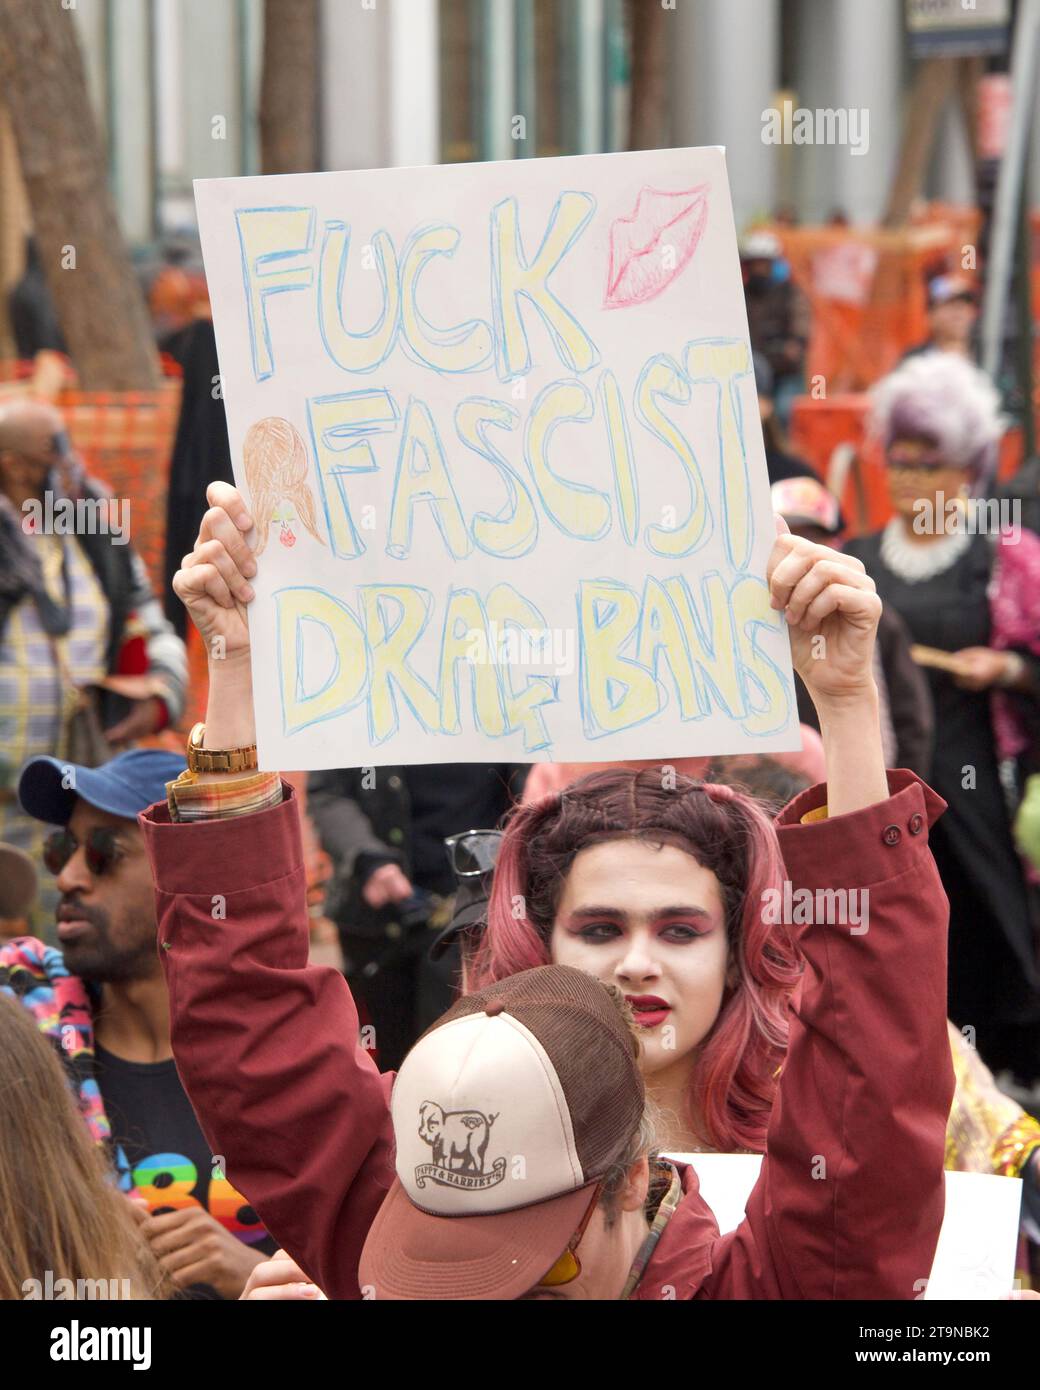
43,826,127,878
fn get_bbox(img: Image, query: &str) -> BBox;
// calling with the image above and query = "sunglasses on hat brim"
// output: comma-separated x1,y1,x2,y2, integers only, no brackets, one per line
444,829,503,878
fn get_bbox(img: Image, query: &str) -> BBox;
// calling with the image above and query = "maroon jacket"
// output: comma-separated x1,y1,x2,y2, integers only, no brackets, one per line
141,769,954,1300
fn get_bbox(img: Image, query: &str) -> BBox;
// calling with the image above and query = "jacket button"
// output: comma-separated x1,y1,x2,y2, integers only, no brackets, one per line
389,776,402,789
908,812,924,835
882,824,902,847
389,827,404,844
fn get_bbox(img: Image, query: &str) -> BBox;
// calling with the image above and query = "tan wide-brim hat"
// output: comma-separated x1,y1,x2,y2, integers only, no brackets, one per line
0,842,38,919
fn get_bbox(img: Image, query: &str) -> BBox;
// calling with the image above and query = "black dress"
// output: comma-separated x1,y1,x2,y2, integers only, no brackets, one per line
845,529,1040,1080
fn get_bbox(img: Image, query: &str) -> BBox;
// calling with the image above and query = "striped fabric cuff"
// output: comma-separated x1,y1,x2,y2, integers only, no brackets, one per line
165,768,284,823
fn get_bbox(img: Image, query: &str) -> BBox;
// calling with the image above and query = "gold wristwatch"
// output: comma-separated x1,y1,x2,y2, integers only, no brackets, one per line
187,721,258,774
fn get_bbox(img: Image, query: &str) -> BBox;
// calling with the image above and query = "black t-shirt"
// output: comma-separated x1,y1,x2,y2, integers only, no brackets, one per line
95,1044,276,1298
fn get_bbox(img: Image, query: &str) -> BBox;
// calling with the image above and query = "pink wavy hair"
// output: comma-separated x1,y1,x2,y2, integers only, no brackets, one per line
468,767,802,1153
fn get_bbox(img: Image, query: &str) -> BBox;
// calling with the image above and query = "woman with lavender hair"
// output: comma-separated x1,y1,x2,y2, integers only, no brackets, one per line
845,352,1040,1085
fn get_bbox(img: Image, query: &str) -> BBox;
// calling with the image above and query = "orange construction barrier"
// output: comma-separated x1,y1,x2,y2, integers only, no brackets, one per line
767,208,982,394
790,394,1024,539
57,381,182,594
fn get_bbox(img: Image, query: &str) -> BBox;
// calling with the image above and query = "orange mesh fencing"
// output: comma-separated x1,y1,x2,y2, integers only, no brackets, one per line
769,208,982,394
790,394,1025,539
56,382,182,594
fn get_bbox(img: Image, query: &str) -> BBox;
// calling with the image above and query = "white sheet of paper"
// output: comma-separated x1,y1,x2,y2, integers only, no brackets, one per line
666,1152,1023,1300
195,147,801,770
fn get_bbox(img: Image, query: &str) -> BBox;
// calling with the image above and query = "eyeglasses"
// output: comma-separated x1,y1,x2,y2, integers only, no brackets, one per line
885,442,951,475
443,829,503,879
43,826,126,878
885,459,952,476
537,1183,603,1288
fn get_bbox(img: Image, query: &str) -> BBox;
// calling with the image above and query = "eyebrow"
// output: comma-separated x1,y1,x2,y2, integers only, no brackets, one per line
566,904,713,921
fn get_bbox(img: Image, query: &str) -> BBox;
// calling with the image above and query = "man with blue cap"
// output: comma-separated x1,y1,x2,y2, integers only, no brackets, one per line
3,747,275,1298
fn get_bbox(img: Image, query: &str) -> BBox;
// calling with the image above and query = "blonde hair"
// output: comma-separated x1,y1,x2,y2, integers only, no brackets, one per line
242,416,325,555
0,994,165,1301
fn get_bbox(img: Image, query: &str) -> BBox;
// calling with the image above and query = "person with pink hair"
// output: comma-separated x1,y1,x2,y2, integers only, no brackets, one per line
147,481,954,1301
468,764,799,1155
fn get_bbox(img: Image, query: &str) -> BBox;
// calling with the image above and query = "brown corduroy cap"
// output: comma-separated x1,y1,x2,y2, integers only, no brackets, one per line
358,963,646,1300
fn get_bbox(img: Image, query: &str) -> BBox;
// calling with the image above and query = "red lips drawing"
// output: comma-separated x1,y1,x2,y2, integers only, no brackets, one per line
605,184,710,309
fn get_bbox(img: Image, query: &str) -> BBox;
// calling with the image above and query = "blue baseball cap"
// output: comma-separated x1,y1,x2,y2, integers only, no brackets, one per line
18,748,187,827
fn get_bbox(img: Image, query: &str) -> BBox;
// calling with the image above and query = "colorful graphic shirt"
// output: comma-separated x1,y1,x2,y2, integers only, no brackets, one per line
94,1043,276,1295
0,936,276,1297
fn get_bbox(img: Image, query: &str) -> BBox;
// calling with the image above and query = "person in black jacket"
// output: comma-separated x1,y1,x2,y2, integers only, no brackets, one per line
771,474,934,776
308,764,526,1069
7,236,66,359
162,318,234,638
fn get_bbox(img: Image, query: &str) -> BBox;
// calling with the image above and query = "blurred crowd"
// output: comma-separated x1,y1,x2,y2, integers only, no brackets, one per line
2,214,1040,1303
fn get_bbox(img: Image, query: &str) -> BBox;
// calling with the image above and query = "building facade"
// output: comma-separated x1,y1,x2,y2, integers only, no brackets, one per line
8,0,1038,253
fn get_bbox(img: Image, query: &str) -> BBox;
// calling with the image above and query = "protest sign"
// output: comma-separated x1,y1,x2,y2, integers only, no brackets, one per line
195,147,800,770
673,1153,1023,1300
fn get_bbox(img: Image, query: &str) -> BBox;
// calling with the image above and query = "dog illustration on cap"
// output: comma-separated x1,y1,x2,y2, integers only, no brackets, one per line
418,1101,497,1175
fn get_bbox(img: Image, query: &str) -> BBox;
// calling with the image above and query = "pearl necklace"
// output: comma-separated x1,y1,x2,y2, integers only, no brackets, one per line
879,517,971,583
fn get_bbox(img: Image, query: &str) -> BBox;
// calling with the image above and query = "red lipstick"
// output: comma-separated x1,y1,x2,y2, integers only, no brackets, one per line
625,994,672,1029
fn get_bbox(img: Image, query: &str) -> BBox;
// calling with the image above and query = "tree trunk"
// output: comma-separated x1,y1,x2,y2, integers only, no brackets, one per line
0,0,160,389
628,0,668,151
882,58,957,229
260,0,320,175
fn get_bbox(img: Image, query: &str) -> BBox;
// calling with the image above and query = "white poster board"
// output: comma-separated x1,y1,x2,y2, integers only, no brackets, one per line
671,1152,1023,1300
195,147,800,770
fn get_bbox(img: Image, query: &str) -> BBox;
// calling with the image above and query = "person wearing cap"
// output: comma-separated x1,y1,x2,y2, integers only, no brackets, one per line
139,480,954,1300
3,747,276,1298
771,474,933,776
741,229,809,429
902,275,979,364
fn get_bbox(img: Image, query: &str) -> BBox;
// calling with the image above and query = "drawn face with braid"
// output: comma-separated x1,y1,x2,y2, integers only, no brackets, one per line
242,417,326,555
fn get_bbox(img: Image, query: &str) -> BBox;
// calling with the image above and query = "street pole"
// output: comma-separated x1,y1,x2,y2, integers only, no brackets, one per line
980,0,1040,382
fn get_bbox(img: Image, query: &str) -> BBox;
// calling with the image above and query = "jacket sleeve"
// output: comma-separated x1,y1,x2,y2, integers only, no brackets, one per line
703,770,954,1300
139,786,396,1299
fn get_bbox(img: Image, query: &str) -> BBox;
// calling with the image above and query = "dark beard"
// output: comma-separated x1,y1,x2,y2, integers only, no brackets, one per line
57,901,155,984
